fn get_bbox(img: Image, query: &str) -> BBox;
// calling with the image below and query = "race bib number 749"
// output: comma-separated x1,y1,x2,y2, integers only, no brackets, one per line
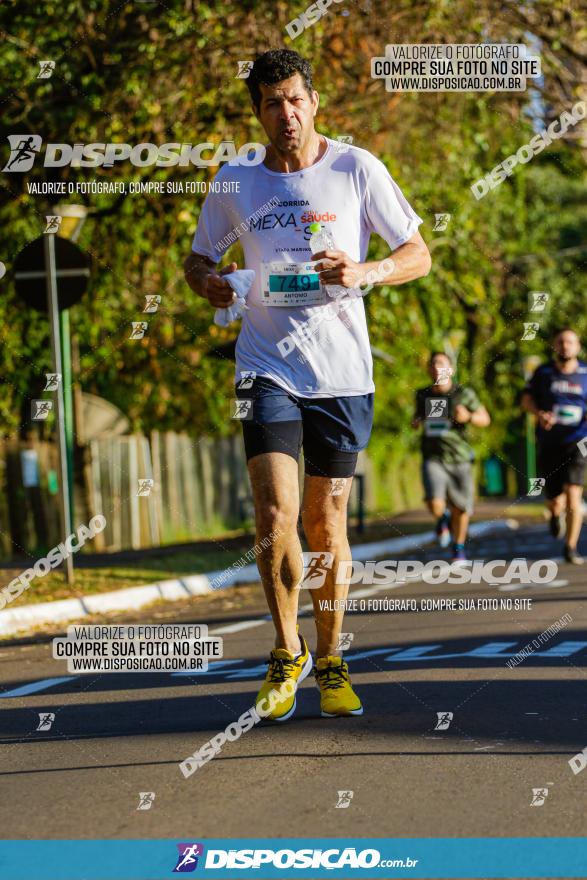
260,261,328,307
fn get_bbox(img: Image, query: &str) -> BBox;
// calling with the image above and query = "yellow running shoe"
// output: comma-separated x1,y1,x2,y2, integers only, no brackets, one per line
255,634,312,723
314,656,363,717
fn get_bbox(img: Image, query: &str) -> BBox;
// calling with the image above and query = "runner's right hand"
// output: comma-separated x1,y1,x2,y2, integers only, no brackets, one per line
537,410,555,430
202,262,238,307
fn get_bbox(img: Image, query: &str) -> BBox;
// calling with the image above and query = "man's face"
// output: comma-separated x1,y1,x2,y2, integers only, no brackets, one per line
429,355,453,384
254,73,319,153
554,331,580,362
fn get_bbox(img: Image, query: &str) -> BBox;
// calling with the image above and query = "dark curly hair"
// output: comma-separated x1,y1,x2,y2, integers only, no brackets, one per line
428,351,454,366
552,327,579,341
246,49,314,110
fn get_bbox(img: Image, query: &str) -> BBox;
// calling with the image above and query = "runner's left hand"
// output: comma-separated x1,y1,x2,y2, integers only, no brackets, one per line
313,250,366,288
453,404,471,424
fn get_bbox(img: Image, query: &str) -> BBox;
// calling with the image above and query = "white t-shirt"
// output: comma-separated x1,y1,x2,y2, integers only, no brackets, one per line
192,136,422,398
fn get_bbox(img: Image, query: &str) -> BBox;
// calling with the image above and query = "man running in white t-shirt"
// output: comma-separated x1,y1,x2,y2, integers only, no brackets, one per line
184,49,431,721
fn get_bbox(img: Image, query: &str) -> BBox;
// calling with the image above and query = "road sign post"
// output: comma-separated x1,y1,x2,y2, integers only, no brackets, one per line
55,204,88,527
522,356,541,486
44,233,74,583
60,309,75,528
14,231,91,583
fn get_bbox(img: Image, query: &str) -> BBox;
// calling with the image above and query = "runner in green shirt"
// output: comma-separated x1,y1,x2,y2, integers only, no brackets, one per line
412,352,491,561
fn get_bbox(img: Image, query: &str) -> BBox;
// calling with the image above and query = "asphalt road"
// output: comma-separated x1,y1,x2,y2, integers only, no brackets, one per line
0,520,586,850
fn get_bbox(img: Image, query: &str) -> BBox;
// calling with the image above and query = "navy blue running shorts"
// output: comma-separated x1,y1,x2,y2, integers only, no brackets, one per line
537,441,587,499
235,375,374,478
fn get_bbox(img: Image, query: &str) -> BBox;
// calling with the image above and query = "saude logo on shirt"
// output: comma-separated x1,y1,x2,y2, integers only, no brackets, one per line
2,135,265,171
248,200,337,238
301,210,337,223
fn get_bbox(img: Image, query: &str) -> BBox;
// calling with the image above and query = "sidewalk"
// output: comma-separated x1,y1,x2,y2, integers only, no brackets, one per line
0,499,536,637
0,497,537,571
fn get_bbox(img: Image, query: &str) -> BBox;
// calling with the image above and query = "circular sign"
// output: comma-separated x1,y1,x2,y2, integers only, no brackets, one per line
14,235,91,311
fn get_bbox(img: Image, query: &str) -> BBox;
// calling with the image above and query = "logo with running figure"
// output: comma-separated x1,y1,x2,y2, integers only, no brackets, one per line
37,60,55,79
530,788,548,807
144,294,161,313
173,843,204,872
426,398,448,418
434,366,453,385
335,135,353,153
336,632,354,651
236,371,256,390
129,322,149,340
3,135,42,172
433,213,451,231
236,61,253,79
137,478,154,497
44,215,62,234
434,711,453,731
36,712,55,731
328,478,347,496
231,398,253,420
527,477,545,497
522,322,540,341
32,400,53,421
529,291,549,312
298,551,334,589
44,373,61,391
136,792,155,810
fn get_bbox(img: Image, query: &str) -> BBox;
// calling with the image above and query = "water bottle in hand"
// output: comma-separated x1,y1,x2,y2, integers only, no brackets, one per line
309,222,347,300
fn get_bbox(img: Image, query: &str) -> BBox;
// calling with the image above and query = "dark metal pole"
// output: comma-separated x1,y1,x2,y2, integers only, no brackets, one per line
44,234,74,583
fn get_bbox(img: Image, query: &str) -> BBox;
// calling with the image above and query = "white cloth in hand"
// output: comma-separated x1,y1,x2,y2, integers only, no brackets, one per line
213,270,255,327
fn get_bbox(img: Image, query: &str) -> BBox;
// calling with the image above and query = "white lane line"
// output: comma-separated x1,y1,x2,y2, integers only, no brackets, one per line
0,676,75,699
210,596,330,635
210,617,271,635
343,582,419,599
207,586,394,636
498,579,569,592
207,584,409,634
347,587,383,600
172,659,243,677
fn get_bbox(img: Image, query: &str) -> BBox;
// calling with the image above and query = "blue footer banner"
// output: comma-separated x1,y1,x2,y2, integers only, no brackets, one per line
0,839,586,879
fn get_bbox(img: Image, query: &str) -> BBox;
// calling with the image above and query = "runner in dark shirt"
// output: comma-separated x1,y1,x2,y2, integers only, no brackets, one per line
521,328,587,565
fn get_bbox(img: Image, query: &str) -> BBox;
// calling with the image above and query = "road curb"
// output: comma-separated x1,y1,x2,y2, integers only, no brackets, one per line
0,519,513,636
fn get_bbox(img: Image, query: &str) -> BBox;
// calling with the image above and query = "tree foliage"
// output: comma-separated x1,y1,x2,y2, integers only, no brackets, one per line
0,0,585,475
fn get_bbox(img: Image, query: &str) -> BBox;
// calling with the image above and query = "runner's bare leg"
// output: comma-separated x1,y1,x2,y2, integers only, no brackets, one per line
564,483,583,550
448,502,468,544
548,493,566,518
248,452,302,655
302,475,354,658
427,498,446,518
